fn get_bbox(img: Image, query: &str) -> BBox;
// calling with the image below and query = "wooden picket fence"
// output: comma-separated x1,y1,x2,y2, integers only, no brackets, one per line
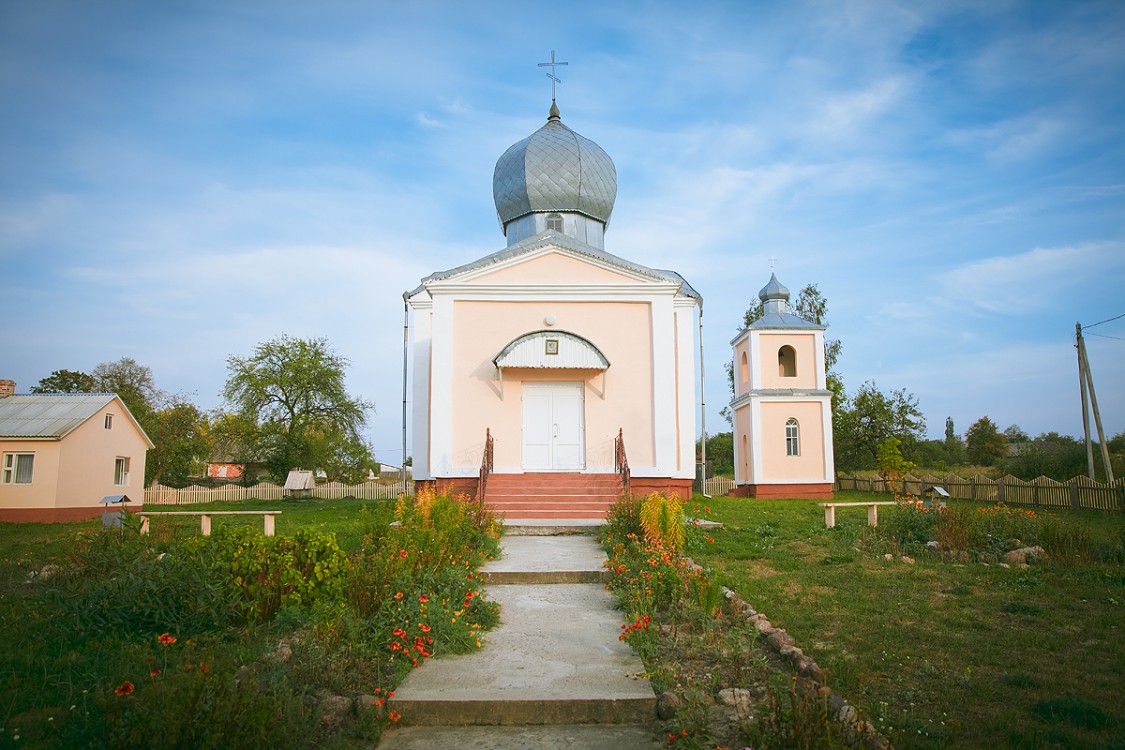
835,473,1124,512
144,480,414,505
702,476,736,496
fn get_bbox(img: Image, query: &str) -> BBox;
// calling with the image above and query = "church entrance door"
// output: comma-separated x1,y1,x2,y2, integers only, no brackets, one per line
522,382,584,471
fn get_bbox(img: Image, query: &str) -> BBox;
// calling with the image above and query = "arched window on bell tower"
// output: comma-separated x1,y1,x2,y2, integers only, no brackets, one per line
740,351,749,384
785,418,800,457
778,345,796,377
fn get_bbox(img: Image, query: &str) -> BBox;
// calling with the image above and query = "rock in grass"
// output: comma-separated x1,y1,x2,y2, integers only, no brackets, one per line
717,688,754,714
656,691,682,719
319,695,352,727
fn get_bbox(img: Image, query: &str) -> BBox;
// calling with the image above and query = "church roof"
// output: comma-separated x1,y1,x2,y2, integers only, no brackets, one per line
492,104,617,228
735,273,822,335
409,231,701,300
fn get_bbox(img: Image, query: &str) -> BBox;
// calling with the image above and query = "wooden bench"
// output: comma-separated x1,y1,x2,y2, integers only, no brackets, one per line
138,511,282,537
820,501,896,528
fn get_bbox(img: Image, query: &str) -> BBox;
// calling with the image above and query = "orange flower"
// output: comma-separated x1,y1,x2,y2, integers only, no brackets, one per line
418,595,429,603
157,633,176,647
150,668,161,677
115,681,135,696
399,549,408,558
419,624,431,632
394,592,404,600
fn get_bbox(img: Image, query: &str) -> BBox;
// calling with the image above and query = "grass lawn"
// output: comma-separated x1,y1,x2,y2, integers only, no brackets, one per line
688,491,1125,750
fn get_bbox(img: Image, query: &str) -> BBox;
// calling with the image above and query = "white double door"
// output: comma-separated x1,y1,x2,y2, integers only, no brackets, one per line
522,382,585,471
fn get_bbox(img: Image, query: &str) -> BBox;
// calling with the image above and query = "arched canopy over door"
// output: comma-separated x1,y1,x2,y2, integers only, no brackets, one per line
492,329,610,396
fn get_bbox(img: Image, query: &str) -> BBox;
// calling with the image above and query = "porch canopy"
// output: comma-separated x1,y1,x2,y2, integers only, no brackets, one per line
492,329,610,396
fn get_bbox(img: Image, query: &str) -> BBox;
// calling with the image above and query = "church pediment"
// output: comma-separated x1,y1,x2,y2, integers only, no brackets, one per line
465,248,646,285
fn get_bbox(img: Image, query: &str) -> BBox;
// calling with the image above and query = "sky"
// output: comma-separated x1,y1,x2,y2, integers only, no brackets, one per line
2,0,1123,467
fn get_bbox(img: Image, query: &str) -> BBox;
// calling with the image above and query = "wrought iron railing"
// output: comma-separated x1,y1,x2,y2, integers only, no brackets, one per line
614,428,631,496
477,428,494,503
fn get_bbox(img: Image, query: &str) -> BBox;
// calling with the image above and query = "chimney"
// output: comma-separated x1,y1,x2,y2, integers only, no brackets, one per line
0,380,15,398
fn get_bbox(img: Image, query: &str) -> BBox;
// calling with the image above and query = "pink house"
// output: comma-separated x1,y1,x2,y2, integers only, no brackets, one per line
0,381,153,522
728,276,835,499
405,103,702,517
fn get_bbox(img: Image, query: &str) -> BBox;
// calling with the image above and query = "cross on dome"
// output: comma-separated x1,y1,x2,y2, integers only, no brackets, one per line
538,49,568,102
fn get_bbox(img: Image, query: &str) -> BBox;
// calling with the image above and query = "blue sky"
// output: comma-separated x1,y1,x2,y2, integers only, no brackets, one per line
2,0,1123,466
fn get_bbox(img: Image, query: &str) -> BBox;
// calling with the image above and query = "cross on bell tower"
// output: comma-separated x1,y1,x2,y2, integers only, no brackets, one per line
538,49,568,102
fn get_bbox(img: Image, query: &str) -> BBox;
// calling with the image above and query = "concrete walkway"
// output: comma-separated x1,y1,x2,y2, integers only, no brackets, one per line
381,533,661,748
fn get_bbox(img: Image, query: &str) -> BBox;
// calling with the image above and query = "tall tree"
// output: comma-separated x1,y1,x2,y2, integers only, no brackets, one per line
943,416,964,465
223,335,375,482
31,369,97,394
92,357,163,421
965,416,1007,466
145,400,211,486
834,380,926,471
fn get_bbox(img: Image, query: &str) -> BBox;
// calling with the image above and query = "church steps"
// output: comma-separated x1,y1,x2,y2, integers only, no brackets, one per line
482,472,624,519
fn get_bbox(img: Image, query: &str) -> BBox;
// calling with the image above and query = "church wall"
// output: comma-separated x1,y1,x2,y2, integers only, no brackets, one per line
733,339,751,397
449,300,655,473
733,402,753,484
756,333,819,390
758,401,828,482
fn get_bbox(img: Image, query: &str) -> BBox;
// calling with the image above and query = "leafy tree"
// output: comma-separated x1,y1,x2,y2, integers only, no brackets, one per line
876,436,915,483
223,335,375,482
92,357,164,422
31,369,97,394
1004,424,1029,443
145,400,211,486
965,416,1007,466
943,416,964,465
834,380,926,471
696,431,734,476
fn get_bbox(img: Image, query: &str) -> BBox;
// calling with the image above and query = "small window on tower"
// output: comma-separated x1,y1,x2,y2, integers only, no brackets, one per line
105,414,113,429
546,213,563,232
740,351,749,383
785,418,800,457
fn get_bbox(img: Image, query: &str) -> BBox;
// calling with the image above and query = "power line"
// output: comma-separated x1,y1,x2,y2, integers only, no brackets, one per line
1083,311,1125,329
1086,332,1125,342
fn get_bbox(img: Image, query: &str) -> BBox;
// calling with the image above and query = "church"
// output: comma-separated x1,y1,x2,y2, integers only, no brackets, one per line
405,100,701,517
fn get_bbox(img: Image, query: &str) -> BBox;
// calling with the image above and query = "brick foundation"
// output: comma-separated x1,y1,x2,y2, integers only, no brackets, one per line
413,477,481,499
726,483,834,500
0,505,136,524
628,477,694,499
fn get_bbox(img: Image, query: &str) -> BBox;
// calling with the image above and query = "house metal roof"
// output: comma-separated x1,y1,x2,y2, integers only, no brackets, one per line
0,393,154,447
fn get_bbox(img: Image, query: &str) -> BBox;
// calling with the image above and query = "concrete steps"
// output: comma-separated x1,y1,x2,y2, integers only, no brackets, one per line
382,535,659,747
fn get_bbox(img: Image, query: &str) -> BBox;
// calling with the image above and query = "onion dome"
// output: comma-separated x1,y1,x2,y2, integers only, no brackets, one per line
492,103,617,230
758,273,790,305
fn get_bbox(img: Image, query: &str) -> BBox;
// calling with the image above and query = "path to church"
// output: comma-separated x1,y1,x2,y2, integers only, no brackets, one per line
380,528,663,749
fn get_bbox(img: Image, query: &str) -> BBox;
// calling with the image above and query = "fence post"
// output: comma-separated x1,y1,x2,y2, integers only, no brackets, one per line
1069,478,1080,510
997,478,1005,504
970,477,976,501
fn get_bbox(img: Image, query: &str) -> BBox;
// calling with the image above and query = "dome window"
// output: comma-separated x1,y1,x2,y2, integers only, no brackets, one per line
546,213,563,232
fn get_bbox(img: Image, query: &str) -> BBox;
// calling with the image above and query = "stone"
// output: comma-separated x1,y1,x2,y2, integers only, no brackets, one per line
1004,539,1023,551
716,688,754,714
320,695,352,727
884,553,893,561
978,552,997,565
797,656,824,682
754,618,773,634
766,629,795,651
998,562,1010,568
274,640,293,663
38,564,62,580
835,703,857,725
900,556,915,564
656,691,681,720
741,604,757,618
925,541,941,552
355,694,384,721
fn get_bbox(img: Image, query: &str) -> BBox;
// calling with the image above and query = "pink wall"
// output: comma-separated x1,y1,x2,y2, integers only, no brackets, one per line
758,401,827,481
468,251,639,285
451,300,654,471
757,333,819,390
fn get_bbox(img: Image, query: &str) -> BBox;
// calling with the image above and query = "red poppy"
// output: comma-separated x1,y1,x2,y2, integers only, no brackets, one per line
419,624,431,632
115,681,135,696
399,549,408,558
418,595,429,603
150,668,161,677
394,592,404,600
157,633,176,647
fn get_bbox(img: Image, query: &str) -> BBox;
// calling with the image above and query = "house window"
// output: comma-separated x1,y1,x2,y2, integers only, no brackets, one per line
2,453,34,484
778,345,797,377
546,213,563,232
740,351,749,383
785,418,800,457
105,414,114,429
114,457,131,486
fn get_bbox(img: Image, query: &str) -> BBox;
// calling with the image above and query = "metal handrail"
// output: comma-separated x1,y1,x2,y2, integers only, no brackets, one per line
477,428,494,503
614,428,631,496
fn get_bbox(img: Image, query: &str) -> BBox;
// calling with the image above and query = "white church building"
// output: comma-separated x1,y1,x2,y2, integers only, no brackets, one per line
405,101,701,517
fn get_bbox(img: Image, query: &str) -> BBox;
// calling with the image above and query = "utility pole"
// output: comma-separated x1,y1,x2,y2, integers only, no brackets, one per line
1076,322,1115,483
